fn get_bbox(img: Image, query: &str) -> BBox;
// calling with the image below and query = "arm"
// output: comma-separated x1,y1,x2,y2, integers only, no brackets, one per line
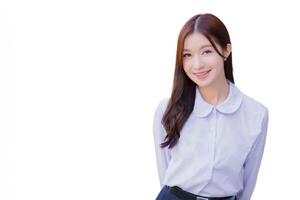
237,108,269,200
152,99,171,188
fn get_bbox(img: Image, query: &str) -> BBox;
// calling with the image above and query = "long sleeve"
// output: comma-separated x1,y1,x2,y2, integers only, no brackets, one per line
153,99,171,188
237,108,269,200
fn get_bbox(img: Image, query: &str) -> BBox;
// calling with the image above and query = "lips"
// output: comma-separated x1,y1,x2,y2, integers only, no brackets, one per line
194,69,211,76
193,69,211,79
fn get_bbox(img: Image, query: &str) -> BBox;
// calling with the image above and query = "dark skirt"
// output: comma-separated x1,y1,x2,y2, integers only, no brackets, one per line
155,185,237,200
155,185,180,200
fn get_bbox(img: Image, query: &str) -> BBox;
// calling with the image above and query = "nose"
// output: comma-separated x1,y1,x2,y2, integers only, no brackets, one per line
192,55,205,70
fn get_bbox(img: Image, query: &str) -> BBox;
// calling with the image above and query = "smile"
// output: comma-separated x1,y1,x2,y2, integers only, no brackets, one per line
194,70,211,79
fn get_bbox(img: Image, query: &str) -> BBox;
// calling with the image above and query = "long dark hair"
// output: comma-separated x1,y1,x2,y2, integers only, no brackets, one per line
160,13,235,149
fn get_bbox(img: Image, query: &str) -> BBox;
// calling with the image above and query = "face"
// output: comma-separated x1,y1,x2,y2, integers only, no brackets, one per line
182,32,231,88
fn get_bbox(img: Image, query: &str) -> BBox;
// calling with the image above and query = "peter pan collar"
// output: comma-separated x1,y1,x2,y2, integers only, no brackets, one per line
192,79,243,117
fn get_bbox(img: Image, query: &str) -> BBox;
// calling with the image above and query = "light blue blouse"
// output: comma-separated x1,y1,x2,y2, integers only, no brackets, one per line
153,80,269,200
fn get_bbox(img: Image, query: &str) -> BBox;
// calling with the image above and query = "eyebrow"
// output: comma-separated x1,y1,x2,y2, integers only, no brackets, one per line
183,44,213,52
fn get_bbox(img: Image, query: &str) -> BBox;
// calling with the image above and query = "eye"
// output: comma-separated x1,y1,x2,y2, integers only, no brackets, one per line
202,50,212,55
183,53,191,58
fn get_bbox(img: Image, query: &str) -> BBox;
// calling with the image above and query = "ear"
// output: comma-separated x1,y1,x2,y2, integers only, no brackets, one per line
224,43,232,58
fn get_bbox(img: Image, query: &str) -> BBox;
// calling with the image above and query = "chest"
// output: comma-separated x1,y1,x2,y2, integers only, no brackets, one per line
170,111,260,168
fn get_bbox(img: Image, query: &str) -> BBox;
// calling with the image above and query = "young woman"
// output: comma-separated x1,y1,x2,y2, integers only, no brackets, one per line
153,13,269,200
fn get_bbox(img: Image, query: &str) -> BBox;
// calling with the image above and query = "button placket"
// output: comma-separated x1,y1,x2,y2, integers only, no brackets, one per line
210,107,217,168
211,108,217,163
208,107,217,178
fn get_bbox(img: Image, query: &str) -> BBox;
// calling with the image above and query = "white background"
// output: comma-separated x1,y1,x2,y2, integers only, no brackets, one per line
1,0,299,199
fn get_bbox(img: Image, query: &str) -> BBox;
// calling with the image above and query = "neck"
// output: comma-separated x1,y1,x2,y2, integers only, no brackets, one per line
197,78,230,106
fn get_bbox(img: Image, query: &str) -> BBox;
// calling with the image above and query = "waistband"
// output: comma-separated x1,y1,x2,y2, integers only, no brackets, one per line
166,185,236,200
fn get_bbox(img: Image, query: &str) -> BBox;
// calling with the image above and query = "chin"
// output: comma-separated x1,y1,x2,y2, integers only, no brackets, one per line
197,81,211,88
195,77,214,88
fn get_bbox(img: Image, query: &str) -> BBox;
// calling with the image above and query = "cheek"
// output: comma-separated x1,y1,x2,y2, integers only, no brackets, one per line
183,65,196,80
183,64,187,73
207,57,224,70
206,55,222,64
182,60,190,69
183,62,191,73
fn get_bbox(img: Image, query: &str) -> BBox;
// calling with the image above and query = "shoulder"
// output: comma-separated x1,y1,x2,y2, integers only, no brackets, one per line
237,89,269,144
240,91,268,117
239,91,269,130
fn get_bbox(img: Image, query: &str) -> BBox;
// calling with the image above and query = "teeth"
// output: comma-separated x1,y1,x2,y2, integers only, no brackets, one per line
196,70,209,75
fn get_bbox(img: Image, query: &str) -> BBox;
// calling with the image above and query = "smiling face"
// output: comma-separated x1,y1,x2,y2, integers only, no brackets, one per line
182,32,231,88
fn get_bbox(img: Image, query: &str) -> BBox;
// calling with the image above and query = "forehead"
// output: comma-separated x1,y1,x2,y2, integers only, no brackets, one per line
183,32,212,51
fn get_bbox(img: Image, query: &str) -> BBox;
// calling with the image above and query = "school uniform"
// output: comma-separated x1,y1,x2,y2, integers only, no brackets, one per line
153,80,269,200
